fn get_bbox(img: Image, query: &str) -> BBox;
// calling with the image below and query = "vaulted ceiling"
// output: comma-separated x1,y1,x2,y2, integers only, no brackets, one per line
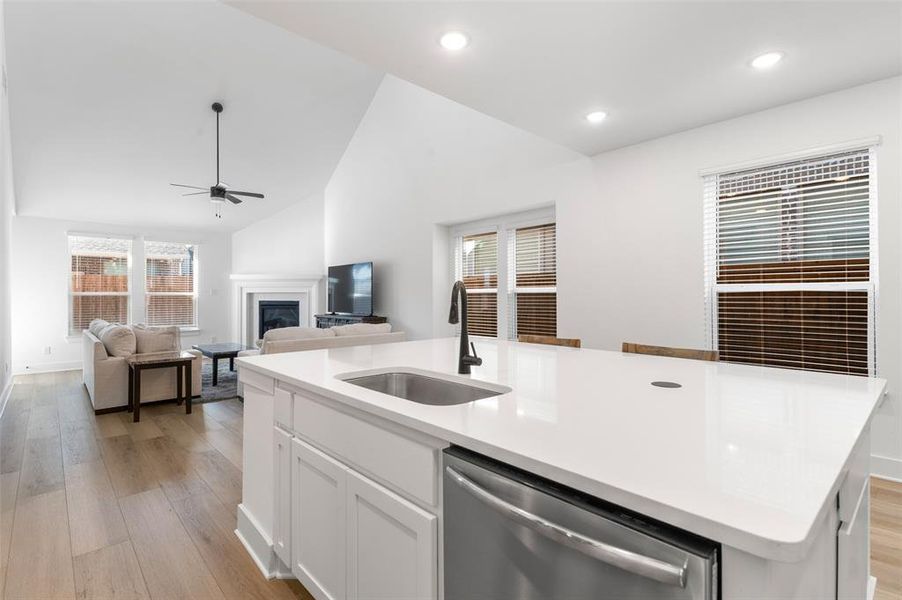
230,1,902,156
4,1,382,231
5,1,900,232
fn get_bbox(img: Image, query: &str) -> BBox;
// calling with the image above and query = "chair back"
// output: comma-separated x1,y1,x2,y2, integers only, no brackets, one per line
518,335,581,348
621,342,718,362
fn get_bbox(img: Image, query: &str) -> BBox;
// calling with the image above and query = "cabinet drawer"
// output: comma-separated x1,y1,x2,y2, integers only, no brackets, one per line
293,393,441,507
240,367,274,395
274,387,292,428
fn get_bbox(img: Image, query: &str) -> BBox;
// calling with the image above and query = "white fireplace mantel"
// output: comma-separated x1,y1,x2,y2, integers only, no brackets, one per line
230,274,323,347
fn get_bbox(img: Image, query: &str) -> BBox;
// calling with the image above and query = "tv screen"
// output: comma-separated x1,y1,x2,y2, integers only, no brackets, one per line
328,262,373,315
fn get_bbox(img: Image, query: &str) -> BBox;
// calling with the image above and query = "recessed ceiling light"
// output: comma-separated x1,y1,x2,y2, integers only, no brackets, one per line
440,31,469,51
751,51,784,70
585,111,607,124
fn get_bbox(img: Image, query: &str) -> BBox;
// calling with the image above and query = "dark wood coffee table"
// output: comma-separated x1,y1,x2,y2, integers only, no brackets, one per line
127,351,194,423
192,342,248,386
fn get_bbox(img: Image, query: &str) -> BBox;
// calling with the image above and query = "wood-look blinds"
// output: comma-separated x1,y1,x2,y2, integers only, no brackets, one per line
145,241,197,327
456,231,498,337
508,223,557,338
69,235,131,334
704,147,875,376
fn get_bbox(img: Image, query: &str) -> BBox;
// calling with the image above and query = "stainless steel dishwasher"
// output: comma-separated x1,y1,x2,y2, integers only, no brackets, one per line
443,447,719,600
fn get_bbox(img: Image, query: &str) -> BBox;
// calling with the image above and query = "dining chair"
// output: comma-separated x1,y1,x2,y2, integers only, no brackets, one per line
621,342,718,361
518,335,582,348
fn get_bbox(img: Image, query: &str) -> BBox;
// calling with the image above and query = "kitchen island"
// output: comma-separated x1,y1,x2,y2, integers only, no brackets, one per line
236,337,885,600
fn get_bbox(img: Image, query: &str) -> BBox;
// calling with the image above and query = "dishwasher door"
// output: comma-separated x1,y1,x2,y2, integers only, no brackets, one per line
443,448,718,600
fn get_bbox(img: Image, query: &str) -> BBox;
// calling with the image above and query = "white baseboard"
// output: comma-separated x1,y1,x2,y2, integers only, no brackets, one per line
236,503,285,579
0,377,12,422
867,575,876,600
16,361,82,375
872,454,902,482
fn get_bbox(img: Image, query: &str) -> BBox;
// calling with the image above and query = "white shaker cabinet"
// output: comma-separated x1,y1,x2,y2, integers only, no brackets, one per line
273,426,293,568
291,437,348,600
346,469,438,600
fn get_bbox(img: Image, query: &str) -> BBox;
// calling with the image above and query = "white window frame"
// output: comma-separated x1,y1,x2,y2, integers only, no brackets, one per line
450,207,556,340
144,240,199,329
67,233,134,336
702,142,879,376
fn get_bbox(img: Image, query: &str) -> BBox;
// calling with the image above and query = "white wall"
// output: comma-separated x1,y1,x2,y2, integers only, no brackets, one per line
236,73,900,475
4,0,381,232
231,192,325,277
10,216,233,373
0,0,13,406
324,75,592,338
559,77,902,477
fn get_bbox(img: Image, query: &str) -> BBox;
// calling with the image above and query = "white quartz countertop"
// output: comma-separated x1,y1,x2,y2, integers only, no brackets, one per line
237,337,886,562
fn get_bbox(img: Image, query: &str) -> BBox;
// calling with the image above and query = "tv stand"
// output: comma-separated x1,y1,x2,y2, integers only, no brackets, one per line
315,314,388,329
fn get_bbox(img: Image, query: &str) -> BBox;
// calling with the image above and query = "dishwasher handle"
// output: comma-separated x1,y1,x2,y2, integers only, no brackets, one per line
445,466,688,588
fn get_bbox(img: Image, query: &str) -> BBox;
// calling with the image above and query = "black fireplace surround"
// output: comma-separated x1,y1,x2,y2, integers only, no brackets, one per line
259,300,300,338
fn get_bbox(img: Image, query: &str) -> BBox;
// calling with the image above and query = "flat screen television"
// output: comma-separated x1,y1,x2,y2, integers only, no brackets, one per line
328,262,374,315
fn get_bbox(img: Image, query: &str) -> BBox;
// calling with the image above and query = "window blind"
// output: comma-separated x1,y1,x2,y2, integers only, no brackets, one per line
69,235,131,334
456,231,498,337
508,223,557,338
145,241,197,327
704,148,875,376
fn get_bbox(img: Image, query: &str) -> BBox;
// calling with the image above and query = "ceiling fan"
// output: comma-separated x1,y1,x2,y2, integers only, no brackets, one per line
171,102,264,218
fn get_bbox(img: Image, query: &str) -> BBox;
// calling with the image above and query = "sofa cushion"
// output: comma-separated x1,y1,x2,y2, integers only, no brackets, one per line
98,324,136,358
89,319,110,337
332,323,392,336
132,325,180,353
263,326,336,342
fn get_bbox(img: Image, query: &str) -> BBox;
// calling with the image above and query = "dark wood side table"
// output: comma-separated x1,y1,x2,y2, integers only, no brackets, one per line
127,351,194,423
191,343,248,386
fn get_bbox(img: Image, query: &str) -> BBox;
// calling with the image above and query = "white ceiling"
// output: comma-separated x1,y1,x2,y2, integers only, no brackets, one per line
4,1,382,231
229,1,902,156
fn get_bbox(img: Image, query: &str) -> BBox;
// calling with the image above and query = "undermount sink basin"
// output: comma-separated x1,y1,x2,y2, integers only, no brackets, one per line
339,369,510,406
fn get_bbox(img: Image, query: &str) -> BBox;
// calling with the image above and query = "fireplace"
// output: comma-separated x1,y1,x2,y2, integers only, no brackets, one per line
258,300,300,338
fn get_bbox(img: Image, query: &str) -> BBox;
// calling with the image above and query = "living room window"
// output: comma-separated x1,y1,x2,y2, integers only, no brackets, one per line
68,235,132,334
452,209,557,340
704,146,876,375
144,241,198,328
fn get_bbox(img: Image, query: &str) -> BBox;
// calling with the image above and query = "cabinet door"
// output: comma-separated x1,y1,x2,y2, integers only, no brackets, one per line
273,426,292,567
838,479,870,600
292,438,347,600
346,469,437,600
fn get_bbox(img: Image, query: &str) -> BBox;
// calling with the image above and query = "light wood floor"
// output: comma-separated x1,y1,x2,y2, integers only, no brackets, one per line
0,370,313,600
1,371,901,599
873,477,902,600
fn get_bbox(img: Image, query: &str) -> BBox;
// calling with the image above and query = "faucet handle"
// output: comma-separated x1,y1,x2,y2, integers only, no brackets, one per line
469,342,483,366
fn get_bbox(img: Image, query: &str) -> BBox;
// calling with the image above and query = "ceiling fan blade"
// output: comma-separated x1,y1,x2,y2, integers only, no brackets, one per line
171,183,207,190
228,190,264,198
183,191,208,196
226,194,243,205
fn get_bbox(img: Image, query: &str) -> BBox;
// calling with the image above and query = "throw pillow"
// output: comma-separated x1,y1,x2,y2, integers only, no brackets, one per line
98,324,136,358
88,319,110,337
263,326,336,342
332,323,392,336
132,324,180,354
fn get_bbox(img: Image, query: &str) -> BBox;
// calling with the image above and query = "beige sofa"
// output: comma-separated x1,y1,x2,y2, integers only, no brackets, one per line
240,323,406,356
82,319,203,412
236,323,405,396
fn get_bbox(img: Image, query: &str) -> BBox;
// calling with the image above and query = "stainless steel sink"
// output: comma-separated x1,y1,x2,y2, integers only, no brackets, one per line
340,370,509,406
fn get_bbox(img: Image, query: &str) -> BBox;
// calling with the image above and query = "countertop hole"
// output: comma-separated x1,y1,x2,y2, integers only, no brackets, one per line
651,381,682,389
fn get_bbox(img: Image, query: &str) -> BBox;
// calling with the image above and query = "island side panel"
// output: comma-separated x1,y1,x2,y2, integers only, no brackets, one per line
237,366,278,575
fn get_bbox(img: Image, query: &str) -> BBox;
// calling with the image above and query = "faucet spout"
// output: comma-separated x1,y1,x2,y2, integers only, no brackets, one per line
449,281,482,375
